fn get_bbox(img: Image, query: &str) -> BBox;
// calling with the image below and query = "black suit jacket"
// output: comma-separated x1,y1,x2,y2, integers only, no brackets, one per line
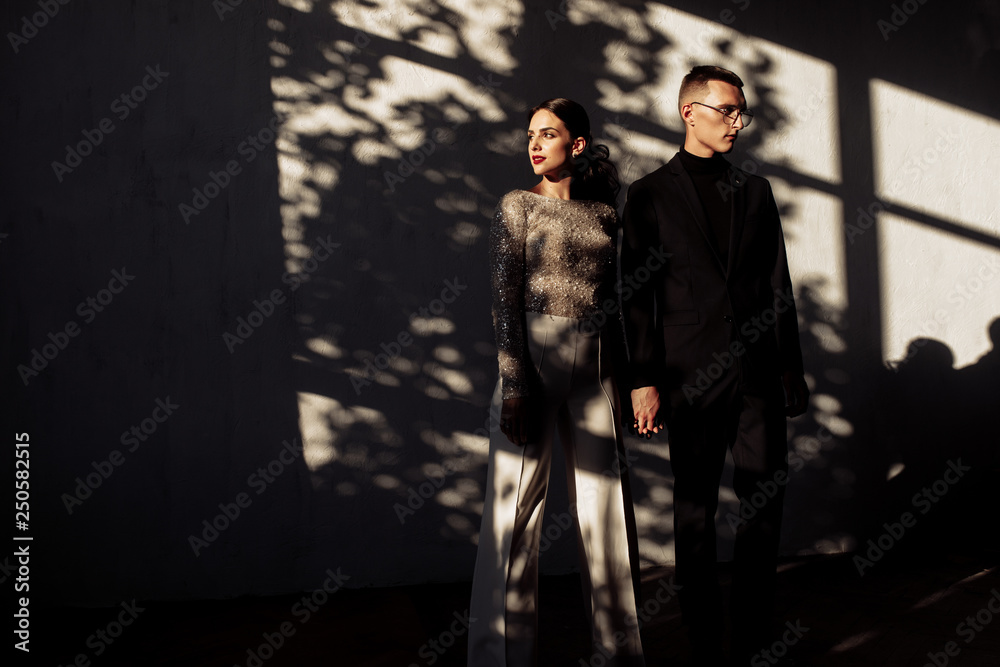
621,153,804,414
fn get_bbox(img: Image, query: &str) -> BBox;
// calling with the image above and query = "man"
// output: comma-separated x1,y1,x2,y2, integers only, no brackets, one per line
621,66,809,665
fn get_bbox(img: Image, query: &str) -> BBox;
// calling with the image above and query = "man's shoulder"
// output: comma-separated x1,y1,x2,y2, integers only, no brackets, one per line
728,163,773,192
627,157,680,193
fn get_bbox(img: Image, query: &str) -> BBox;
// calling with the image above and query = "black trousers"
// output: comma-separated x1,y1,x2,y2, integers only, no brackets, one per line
667,381,788,655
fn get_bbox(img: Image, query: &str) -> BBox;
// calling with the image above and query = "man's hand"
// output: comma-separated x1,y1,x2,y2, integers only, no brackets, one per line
782,371,810,417
630,386,664,438
500,397,531,446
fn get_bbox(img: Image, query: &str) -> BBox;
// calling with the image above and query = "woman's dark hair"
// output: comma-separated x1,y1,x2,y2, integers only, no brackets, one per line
529,98,620,210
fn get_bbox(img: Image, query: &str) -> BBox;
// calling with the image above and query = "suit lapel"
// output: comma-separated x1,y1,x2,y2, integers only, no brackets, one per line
667,156,727,277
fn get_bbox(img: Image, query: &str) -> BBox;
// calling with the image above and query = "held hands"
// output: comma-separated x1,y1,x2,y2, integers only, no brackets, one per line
630,386,665,439
782,371,810,417
500,397,531,446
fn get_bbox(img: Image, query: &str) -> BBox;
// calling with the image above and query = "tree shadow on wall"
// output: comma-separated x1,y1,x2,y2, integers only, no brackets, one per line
262,0,1000,610
262,0,845,590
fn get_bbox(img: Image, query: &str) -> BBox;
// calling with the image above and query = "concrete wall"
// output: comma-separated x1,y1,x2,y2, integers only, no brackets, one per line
3,0,998,606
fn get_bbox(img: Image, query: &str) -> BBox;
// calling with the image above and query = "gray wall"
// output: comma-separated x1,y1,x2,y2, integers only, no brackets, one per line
3,0,998,606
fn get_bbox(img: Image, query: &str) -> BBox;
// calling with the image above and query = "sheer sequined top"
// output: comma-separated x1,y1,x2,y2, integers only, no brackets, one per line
490,189,620,399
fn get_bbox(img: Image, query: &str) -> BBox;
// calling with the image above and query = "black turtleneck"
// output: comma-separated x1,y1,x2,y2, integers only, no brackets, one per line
678,148,732,266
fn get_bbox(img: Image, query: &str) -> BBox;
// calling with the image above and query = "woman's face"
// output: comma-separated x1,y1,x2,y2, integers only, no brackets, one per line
527,109,584,179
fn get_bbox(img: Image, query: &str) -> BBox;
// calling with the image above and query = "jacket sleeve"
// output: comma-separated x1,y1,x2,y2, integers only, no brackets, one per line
621,182,666,390
490,194,531,399
606,210,636,420
767,183,805,377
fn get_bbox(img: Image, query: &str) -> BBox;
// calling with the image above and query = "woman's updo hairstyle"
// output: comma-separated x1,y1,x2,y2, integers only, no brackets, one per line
529,98,621,210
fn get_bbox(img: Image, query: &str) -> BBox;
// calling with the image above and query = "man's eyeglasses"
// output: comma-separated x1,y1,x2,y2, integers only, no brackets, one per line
692,102,754,127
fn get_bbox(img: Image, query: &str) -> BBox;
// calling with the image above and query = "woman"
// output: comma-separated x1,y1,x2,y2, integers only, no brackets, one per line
468,99,645,666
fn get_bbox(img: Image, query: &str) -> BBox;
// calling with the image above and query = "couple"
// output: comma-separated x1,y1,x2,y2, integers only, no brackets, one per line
469,66,809,667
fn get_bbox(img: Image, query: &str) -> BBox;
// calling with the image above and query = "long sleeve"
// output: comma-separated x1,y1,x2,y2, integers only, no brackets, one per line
490,194,530,399
621,183,666,389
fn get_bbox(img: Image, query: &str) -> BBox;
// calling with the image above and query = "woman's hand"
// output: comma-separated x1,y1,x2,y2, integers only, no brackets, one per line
630,386,664,439
500,397,531,446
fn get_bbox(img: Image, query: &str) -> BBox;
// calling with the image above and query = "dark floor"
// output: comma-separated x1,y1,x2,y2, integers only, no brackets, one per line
28,544,1000,667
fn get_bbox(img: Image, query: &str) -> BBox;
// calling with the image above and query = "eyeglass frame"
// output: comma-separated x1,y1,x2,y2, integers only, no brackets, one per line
691,101,754,127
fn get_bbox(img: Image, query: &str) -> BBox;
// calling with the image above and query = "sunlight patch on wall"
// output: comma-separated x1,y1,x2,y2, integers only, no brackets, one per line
878,212,999,369
871,79,1000,237
269,82,375,270
297,391,405,478
871,84,999,369
348,56,507,150
297,392,342,471
771,180,848,316
331,0,521,74
565,0,653,43
331,0,454,50
747,55,839,185
275,1,517,276
306,335,344,359
607,5,841,186
279,0,314,12
612,134,678,186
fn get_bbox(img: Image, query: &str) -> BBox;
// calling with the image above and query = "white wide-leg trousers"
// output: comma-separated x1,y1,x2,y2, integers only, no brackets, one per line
468,312,644,666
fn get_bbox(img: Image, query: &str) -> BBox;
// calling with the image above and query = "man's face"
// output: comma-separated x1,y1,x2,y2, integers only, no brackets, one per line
682,79,747,157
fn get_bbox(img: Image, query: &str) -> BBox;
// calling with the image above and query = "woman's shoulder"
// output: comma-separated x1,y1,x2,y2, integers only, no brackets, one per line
493,190,539,233
495,189,533,216
585,198,619,216
576,198,620,226
496,190,617,222
498,189,536,207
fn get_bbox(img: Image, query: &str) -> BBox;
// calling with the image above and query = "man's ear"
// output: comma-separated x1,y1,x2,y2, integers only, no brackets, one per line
681,102,696,126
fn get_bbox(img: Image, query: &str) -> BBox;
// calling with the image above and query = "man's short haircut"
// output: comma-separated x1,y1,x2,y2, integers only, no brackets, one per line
678,65,745,115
